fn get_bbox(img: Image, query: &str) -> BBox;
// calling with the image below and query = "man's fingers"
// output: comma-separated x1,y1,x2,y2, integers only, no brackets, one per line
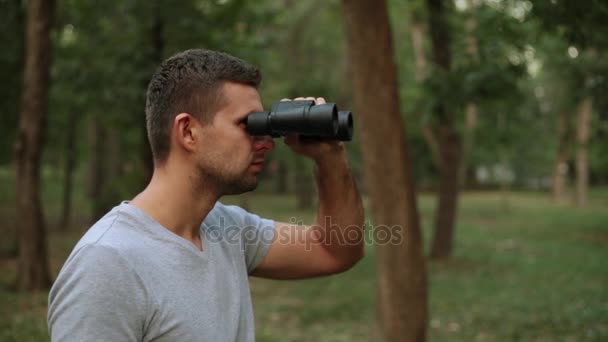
287,96,326,104
280,98,291,102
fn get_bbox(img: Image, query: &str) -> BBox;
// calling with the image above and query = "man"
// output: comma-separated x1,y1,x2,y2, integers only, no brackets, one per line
48,49,364,341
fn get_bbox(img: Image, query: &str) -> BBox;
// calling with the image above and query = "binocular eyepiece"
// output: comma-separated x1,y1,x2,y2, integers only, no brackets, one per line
246,100,353,141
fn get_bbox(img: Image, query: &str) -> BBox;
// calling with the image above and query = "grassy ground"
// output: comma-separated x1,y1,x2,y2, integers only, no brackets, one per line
1,169,607,341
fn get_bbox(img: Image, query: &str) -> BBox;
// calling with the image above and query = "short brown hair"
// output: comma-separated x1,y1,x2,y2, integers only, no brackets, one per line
145,49,261,164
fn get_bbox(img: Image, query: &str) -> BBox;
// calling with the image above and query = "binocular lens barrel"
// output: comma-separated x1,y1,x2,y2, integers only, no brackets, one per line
246,100,353,141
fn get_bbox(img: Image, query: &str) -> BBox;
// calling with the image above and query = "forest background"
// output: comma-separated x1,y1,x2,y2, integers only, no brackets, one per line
1,0,607,341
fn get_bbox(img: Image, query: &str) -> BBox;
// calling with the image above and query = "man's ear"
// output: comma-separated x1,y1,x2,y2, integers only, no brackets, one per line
173,113,198,152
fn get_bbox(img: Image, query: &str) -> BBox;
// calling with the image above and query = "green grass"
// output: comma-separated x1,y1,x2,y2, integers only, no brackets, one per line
1,168,607,341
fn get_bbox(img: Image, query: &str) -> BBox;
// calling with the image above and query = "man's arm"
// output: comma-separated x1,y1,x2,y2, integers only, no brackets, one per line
251,97,365,280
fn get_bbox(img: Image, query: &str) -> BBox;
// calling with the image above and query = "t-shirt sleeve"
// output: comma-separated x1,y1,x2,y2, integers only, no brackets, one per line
48,244,148,341
219,204,276,274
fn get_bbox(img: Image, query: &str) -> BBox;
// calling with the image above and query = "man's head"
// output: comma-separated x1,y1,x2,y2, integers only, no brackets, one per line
145,49,261,164
145,49,274,195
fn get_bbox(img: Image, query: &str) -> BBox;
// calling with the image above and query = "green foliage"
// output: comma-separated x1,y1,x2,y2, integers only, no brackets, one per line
530,0,608,50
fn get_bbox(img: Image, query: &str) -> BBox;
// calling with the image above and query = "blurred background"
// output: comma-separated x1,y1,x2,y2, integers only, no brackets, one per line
1,0,607,341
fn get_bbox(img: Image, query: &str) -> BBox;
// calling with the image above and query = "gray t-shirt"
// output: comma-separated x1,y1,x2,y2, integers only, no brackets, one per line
48,201,275,342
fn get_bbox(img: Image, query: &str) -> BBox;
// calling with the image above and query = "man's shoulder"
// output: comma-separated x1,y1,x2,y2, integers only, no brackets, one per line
207,201,273,227
75,203,143,249
66,203,160,269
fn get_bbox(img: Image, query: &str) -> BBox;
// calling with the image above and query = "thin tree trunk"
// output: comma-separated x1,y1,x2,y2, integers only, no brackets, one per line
459,0,480,189
497,112,511,213
575,97,592,207
5,0,27,258
342,0,428,341
460,104,477,188
410,19,427,84
103,127,122,210
427,0,462,260
15,0,54,291
552,110,570,202
142,0,164,184
294,156,313,209
430,126,461,258
88,116,107,223
282,0,315,210
276,159,288,194
409,18,441,168
59,112,78,230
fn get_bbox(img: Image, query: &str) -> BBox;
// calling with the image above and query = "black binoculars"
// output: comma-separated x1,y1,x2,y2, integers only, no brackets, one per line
246,100,353,141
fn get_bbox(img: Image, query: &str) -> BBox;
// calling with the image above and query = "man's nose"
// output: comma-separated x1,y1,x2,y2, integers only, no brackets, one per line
252,135,275,152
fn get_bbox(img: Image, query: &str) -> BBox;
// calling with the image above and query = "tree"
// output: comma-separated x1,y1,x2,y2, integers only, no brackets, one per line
551,111,571,202
426,0,462,259
408,3,441,169
14,0,55,291
341,0,428,341
0,0,25,165
531,0,608,206
459,0,481,188
575,96,592,207
58,110,78,230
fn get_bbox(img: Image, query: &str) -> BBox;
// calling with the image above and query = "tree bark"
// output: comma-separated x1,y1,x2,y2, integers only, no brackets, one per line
88,116,107,223
142,0,164,185
14,0,54,291
294,156,313,209
426,0,462,260
276,159,288,194
459,0,480,189
460,103,477,188
552,110,571,202
575,97,592,207
430,126,461,258
410,19,427,84
342,0,428,341
409,17,441,168
59,112,78,231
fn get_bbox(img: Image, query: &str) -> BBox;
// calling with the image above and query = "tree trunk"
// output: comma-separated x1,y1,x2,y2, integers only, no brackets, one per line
410,19,427,84
342,1,428,341
88,116,107,223
409,18,441,168
575,97,592,207
294,156,313,209
14,0,54,291
426,0,462,260
460,103,477,188
142,0,164,185
4,0,27,257
430,126,461,258
59,112,78,231
103,126,122,209
276,159,288,194
459,0,480,189
552,110,570,202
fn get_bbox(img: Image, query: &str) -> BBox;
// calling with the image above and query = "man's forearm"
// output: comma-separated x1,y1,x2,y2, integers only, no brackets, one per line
313,146,365,266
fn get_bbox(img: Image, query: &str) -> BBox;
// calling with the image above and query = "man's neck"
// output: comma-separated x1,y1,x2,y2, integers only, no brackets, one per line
130,166,219,250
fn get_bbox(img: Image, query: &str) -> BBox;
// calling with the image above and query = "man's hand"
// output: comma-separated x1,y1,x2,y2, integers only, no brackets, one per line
281,97,345,162
251,96,365,280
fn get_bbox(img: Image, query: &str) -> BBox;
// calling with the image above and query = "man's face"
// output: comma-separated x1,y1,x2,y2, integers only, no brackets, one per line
195,82,274,195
